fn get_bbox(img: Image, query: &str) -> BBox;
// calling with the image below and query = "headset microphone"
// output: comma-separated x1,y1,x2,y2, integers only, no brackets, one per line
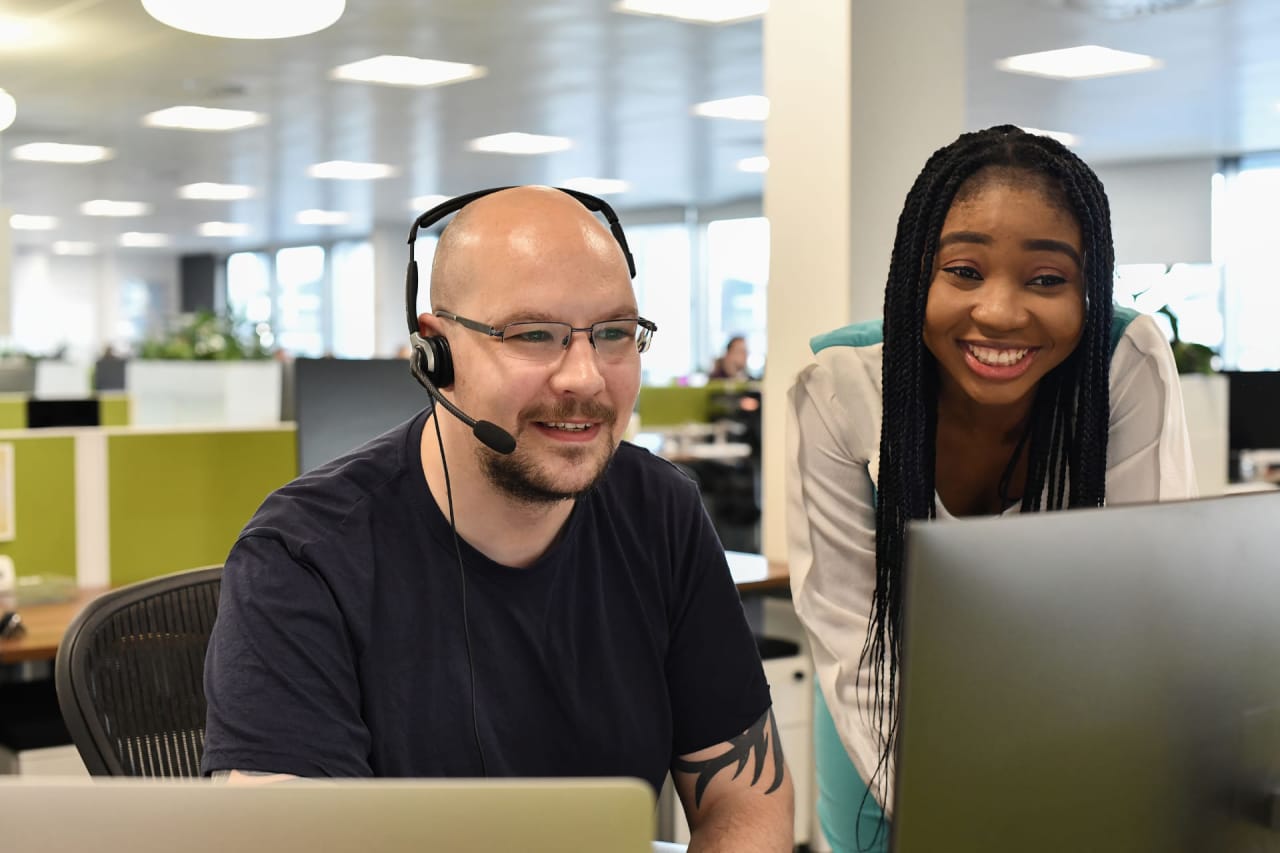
409,337,517,455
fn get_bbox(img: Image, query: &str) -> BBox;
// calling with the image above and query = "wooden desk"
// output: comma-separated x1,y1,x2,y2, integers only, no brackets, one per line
735,561,790,595
0,587,106,666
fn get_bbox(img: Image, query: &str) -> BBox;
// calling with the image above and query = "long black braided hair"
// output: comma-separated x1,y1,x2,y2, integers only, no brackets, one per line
861,125,1116,821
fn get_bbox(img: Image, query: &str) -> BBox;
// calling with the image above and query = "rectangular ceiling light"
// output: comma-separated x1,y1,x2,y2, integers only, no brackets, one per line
307,160,396,180
119,232,170,248
143,106,267,131
330,55,486,88
613,0,767,24
560,177,630,195
467,132,572,155
52,241,98,256
296,209,351,226
1018,126,1080,147
736,155,769,173
10,142,113,163
198,221,251,237
81,199,150,217
692,95,769,120
410,194,451,211
996,45,1162,80
9,214,58,230
179,182,256,200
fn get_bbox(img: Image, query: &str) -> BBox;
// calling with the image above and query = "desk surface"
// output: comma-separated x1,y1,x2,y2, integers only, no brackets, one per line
0,586,106,666
0,559,790,666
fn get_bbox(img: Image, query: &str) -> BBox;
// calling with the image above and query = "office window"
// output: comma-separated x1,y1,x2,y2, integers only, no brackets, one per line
331,240,375,359
1218,155,1280,369
705,217,769,378
630,223,694,385
1114,262,1224,357
226,251,272,326
275,246,326,357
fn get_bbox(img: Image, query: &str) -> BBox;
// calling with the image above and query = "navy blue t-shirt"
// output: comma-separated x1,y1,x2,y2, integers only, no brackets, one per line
202,408,771,793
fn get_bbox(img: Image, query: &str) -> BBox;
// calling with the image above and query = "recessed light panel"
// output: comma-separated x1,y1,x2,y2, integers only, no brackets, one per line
613,0,767,24
9,214,57,230
11,142,114,163
141,0,344,39
410,194,451,211
736,155,769,173
307,160,396,180
81,200,150,217
199,221,250,237
52,241,98,256
179,182,256,200
330,55,486,88
143,106,267,131
996,45,1162,80
119,232,170,248
692,95,769,120
467,133,573,155
296,209,351,226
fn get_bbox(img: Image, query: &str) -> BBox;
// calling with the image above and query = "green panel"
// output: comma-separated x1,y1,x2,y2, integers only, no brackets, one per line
0,395,26,430
0,434,77,580
636,385,712,427
99,394,130,426
107,429,297,586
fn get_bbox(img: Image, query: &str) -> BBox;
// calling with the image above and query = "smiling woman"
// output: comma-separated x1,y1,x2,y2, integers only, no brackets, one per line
786,125,1198,853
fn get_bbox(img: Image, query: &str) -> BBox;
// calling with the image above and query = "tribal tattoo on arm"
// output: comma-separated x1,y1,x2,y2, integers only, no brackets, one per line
672,708,786,808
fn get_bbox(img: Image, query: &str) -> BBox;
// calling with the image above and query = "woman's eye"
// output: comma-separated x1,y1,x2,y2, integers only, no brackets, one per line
1029,274,1068,288
942,265,981,281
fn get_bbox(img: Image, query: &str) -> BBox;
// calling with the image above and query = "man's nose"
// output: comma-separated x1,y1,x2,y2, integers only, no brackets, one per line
549,330,606,395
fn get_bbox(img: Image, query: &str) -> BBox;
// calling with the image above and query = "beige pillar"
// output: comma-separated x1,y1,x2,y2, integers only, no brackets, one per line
761,0,966,559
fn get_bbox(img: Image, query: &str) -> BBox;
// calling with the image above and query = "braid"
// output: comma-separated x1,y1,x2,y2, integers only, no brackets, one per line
860,125,1116,831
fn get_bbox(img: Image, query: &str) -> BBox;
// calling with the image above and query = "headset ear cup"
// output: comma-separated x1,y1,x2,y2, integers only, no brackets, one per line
412,334,454,389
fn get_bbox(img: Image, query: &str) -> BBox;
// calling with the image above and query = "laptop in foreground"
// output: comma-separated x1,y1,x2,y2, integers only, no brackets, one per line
0,776,656,853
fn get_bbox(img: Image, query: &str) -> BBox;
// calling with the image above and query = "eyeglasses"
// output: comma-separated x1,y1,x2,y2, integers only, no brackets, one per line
436,310,657,363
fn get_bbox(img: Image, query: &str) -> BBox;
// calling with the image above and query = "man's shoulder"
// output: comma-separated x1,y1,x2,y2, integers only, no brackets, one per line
605,442,701,498
246,412,426,544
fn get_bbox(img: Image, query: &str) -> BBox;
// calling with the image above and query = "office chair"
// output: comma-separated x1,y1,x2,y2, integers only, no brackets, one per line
54,566,222,776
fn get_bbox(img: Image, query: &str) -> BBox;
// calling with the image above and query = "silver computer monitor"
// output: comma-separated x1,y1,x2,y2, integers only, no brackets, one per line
0,777,656,853
894,491,1280,853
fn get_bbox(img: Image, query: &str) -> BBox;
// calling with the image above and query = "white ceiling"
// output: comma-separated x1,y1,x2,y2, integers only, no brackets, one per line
0,0,1278,254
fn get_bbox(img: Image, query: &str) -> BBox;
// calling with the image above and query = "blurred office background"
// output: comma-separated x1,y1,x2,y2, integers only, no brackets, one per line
4,5,1280,844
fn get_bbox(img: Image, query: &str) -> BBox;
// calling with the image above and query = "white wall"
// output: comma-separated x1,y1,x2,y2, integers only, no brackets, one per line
1092,157,1216,265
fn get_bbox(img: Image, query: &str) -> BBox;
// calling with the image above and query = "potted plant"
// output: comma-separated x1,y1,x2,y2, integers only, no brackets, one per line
128,311,282,426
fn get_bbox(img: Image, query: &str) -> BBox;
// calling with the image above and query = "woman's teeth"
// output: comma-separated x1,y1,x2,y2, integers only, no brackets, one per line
967,345,1029,367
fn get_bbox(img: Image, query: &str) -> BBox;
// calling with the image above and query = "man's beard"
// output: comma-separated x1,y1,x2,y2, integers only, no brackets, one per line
477,399,619,505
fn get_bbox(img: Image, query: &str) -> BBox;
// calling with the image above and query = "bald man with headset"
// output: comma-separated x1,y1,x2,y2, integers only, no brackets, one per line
202,186,793,851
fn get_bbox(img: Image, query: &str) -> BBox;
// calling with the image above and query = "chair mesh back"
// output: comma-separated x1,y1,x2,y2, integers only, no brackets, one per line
57,568,221,777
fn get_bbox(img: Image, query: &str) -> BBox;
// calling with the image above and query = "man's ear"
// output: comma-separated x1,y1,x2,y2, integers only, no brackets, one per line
418,312,446,337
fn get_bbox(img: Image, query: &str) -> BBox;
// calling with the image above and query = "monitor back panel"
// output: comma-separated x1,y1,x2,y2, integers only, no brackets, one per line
0,777,656,853
292,357,427,474
894,492,1280,853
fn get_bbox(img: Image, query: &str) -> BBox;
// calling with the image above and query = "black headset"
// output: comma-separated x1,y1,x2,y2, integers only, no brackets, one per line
403,187,636,454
